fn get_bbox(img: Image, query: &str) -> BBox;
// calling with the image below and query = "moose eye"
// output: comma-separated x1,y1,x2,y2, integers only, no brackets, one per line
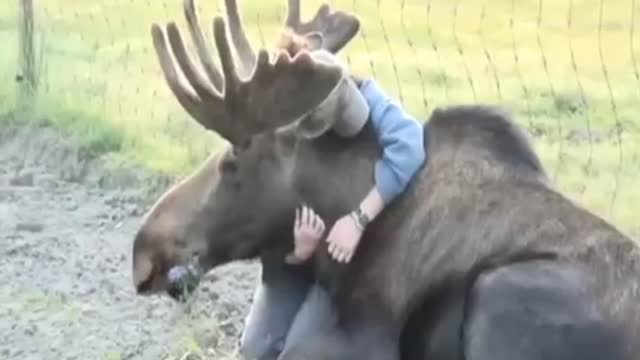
231,138,252,156
220,158,237,174
219,158,242,191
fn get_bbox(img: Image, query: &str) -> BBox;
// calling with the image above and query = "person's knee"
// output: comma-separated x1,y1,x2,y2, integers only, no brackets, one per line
239,290,292,360
239,329,284,360
240,278,310,359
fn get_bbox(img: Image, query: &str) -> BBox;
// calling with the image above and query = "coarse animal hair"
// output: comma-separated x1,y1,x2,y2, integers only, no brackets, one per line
277,27,313,56
132,0,640,358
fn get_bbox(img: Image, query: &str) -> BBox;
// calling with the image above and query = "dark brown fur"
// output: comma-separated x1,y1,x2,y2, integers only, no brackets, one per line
133,104,640,358
133,0,640,358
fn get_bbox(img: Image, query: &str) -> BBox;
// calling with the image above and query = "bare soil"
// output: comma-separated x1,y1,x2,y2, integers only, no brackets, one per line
0,126,258,360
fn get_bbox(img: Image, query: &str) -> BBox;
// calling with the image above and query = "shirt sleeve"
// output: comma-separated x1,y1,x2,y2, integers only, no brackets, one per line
358,79,427,204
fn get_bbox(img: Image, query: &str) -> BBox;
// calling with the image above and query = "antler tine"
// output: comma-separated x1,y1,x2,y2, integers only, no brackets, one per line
212,15,345,139
223,0,256,79
167,22,222,100
183,0,224,89
152,0,345,144
283,0,360,53
151,21,231,140
285,0,301,27
212,16,241,93
151,24,205,122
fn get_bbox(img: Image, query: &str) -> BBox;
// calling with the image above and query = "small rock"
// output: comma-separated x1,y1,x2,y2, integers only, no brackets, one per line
37,174,59,189
15,222,44,233
65,202,79,211
11,349,24,357
0,189,15,202
24,325,36,336
104,195,120,207
10,172,34,187
125,194,143,204
129,206,144,217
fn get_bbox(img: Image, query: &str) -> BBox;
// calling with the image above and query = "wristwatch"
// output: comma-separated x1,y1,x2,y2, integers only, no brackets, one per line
351,207,370,231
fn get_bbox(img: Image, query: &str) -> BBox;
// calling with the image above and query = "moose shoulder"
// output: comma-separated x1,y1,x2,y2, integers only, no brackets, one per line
131,0,640,358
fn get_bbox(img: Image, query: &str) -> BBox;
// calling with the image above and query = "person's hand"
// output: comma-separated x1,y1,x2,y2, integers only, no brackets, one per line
325,213,364,263
285,205,326,265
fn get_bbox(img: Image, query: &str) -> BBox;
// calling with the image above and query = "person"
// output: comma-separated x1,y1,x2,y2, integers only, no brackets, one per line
284,75,426,265
240,43,426,359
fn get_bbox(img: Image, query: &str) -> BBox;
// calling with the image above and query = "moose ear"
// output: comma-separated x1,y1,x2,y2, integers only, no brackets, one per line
304,32,324,50
295,76,370,140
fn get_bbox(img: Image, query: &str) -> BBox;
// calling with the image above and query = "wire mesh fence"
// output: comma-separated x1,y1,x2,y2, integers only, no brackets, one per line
3,0,640,235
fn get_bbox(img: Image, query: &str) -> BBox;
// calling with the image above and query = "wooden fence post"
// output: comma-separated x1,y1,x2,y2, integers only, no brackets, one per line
18,0,38,109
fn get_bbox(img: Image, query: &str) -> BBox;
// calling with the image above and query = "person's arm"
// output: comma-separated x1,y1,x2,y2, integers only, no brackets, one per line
325,78,426,263
354,79,426,222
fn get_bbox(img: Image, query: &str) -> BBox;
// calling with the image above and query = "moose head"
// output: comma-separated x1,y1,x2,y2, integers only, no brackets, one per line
132,0,378,299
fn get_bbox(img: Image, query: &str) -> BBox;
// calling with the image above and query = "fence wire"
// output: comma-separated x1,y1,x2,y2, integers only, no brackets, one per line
4,0,640,235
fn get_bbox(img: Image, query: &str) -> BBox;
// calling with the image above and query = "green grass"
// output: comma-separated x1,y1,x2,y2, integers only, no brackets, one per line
2,0,639,235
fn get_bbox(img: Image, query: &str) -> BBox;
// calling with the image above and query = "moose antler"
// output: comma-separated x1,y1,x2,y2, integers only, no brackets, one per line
284,0,360,53
151,0,351,145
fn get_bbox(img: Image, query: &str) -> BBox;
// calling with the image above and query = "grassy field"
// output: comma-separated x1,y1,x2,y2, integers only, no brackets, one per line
2,1,639,230
3,0,640,230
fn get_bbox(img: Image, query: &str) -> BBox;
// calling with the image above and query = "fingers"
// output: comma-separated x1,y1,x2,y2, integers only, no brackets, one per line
296,204,325,234
344,250,354,263
312,210,324,234
326,234,353,263
316,217,325,234
328,244,352,263
328,240,337,256
309,206,318,229
303,205,310,227
294,206,301,230
324,215,360,264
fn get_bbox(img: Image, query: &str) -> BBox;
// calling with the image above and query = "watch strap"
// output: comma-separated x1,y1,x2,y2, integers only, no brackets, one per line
351,207,370,231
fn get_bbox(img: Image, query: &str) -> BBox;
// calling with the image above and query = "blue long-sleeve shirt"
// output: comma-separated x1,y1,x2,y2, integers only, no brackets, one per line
358,79,426,204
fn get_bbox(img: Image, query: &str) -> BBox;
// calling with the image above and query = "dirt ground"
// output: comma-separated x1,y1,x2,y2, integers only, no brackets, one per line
0,126,259,360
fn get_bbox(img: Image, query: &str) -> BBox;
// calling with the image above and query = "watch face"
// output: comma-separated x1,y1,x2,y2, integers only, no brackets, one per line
356,208,369,226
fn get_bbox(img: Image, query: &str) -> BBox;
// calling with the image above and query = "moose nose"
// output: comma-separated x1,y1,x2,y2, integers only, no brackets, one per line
165,264,200,302
136,275,153,295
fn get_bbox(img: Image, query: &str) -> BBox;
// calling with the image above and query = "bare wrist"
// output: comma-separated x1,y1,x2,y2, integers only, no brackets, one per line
358,186,386,219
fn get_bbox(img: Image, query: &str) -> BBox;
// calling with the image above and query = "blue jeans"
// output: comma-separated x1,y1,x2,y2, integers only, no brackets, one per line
239,254,336,359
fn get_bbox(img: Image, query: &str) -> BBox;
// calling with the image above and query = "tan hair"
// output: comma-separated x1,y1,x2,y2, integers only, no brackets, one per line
276,27,312,56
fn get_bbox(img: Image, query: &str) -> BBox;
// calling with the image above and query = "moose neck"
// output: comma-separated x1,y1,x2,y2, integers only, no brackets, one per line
291,121,386,225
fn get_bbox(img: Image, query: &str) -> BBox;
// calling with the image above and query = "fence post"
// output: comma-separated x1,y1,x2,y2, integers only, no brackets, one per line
17,0,38,110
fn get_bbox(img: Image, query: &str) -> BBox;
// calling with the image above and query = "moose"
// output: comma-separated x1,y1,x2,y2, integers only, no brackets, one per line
131,0,640,359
